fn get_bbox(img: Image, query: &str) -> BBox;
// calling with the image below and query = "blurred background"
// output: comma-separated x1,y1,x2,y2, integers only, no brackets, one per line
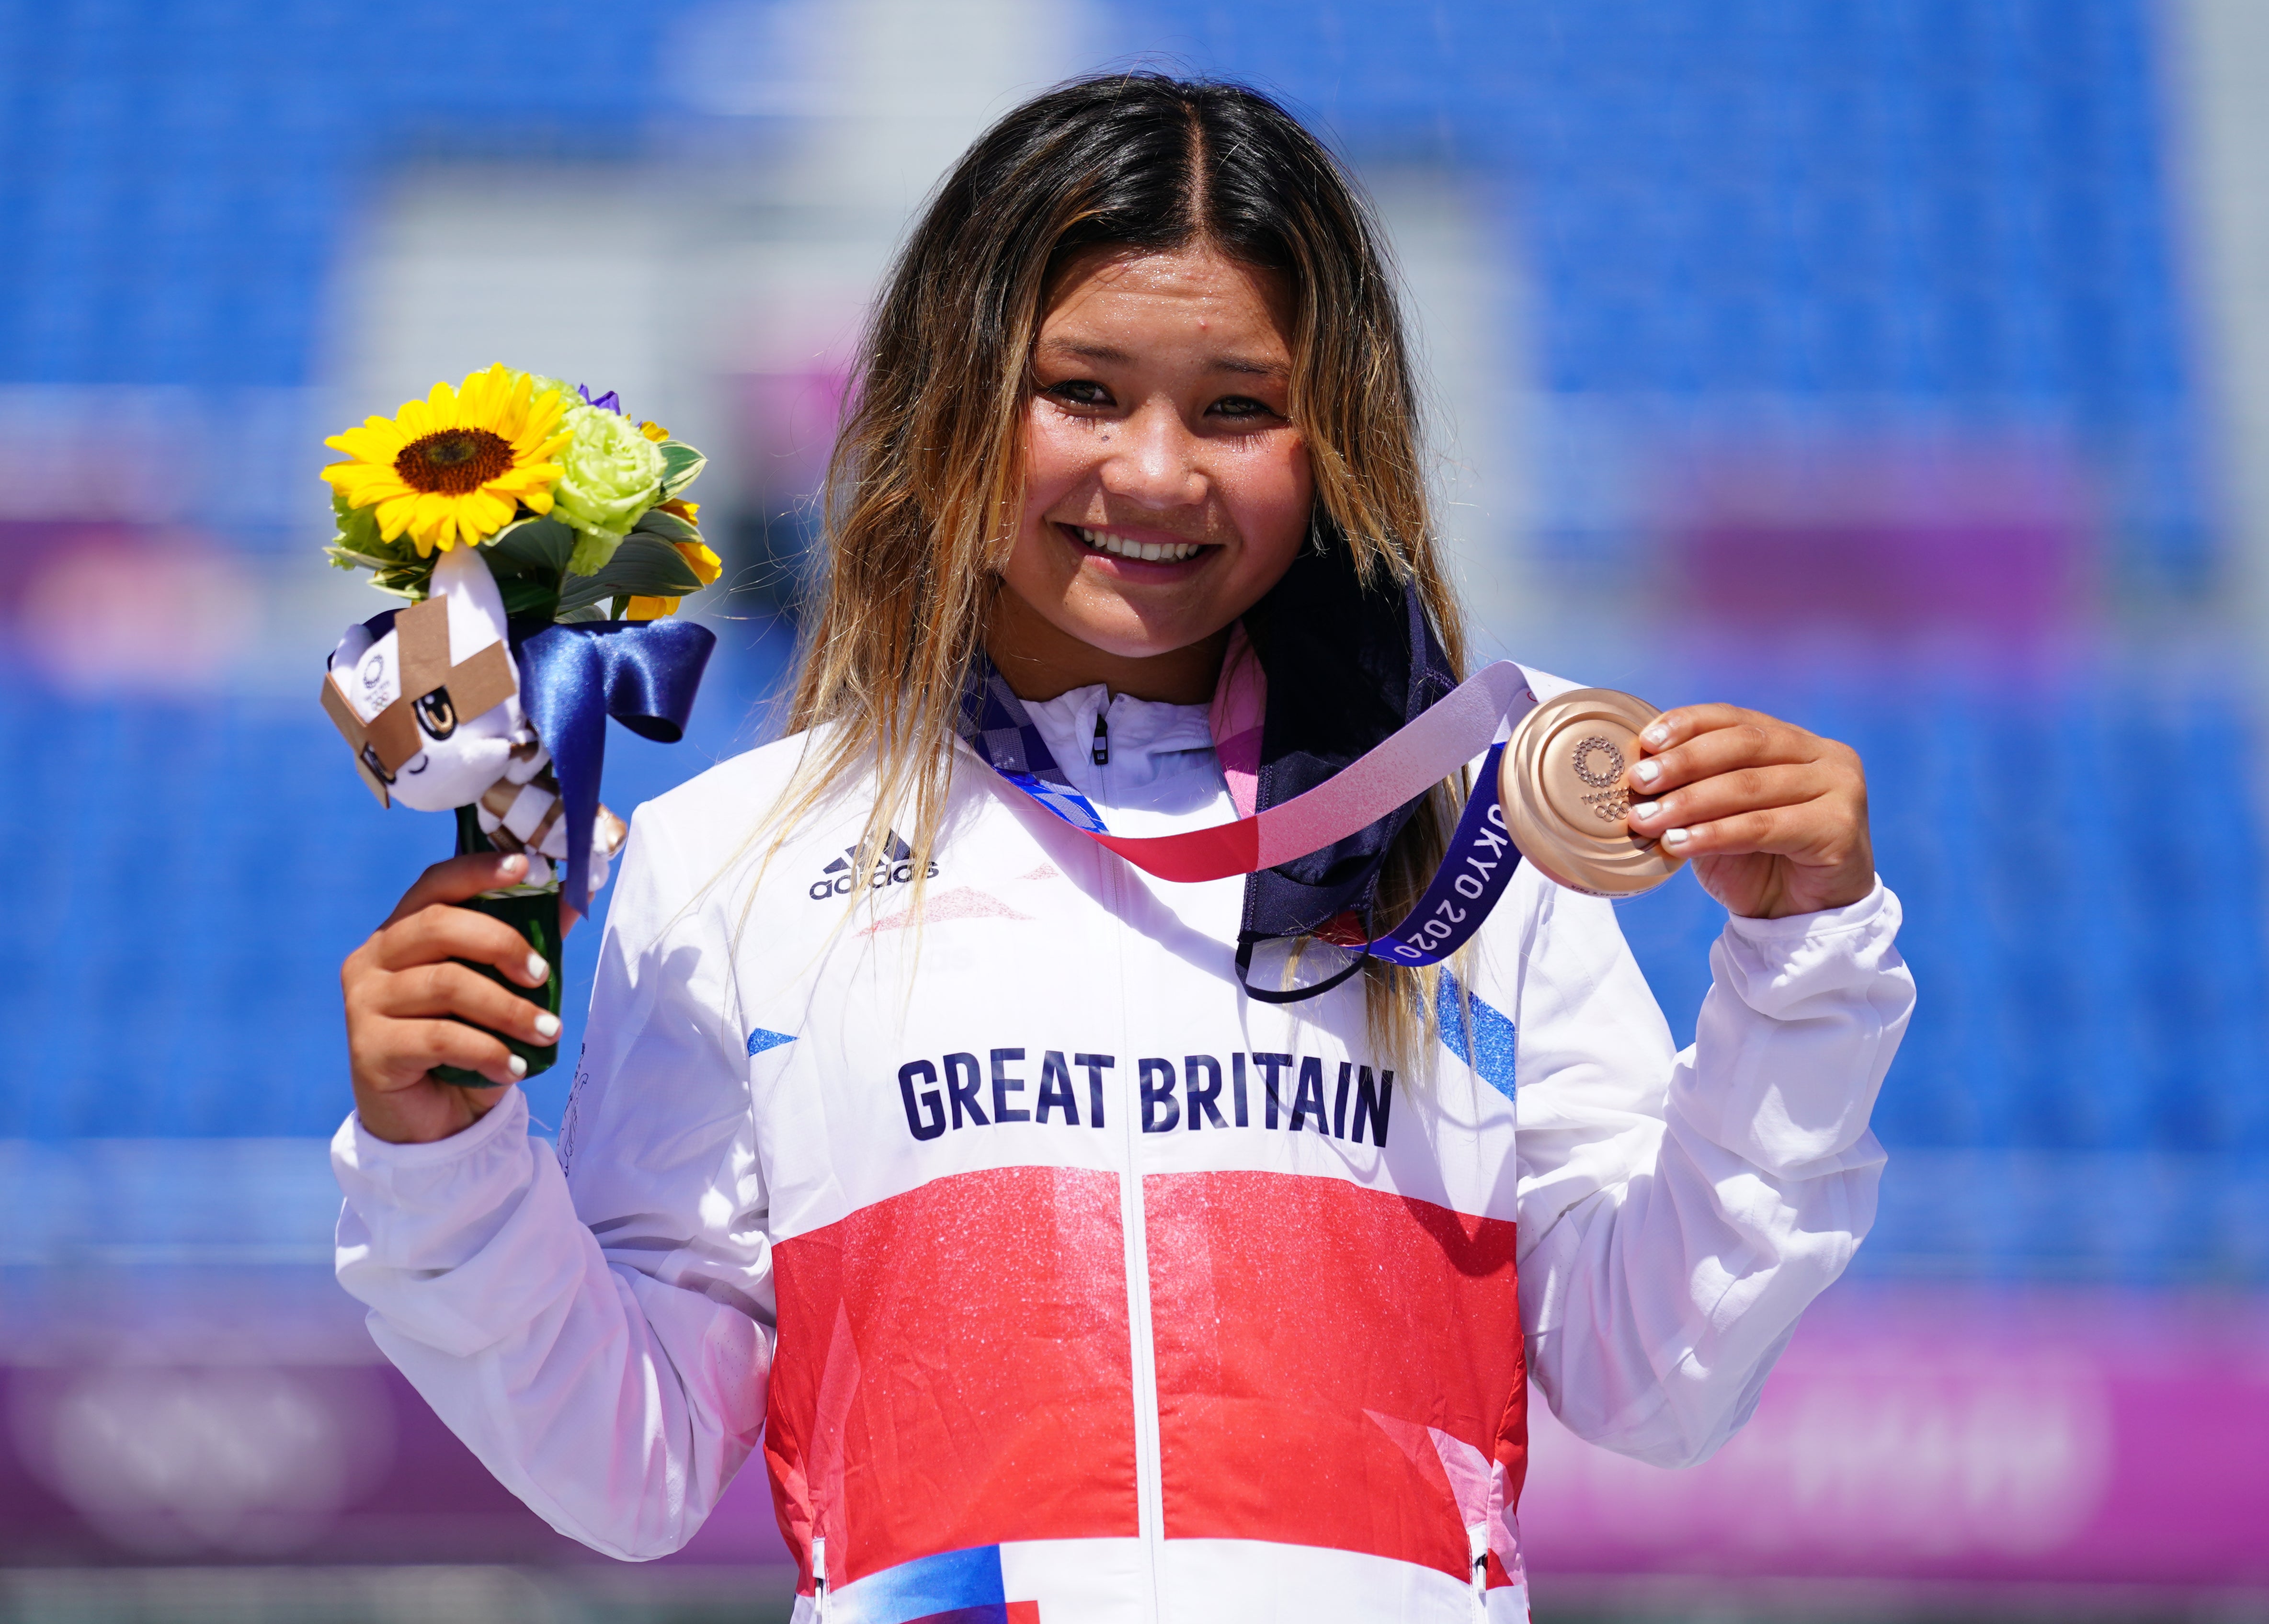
2,0,2267,1620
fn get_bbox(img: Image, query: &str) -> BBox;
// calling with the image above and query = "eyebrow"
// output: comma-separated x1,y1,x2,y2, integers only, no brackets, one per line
1039,339,1289,381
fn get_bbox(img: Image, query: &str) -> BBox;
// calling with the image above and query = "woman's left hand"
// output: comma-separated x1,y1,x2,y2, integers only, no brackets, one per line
1621,704,1874,920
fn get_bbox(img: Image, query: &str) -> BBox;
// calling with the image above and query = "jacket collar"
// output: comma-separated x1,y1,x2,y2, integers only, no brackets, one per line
955,536,1455,948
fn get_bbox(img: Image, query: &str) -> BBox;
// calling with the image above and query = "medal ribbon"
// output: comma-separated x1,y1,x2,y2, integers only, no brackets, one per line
960,660,1540,970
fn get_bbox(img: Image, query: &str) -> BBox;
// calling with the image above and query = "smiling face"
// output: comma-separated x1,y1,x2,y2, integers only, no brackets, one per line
989,243,1314,703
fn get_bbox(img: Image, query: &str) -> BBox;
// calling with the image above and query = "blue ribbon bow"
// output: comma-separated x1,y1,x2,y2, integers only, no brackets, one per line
516,618,717,912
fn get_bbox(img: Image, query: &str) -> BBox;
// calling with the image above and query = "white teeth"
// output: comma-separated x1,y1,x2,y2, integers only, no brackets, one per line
1072,526,1202,563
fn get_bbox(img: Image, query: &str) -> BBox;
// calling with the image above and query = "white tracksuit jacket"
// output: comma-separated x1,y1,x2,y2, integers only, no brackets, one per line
333,663,1913,1624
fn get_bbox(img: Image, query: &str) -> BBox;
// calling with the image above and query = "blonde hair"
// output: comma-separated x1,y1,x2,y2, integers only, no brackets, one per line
768,73,1471,1068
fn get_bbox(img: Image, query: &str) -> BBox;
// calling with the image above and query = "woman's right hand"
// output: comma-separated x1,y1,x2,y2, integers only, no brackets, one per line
343,850,564,1145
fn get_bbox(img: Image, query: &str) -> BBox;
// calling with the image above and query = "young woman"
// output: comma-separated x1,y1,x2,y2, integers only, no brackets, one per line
335,76,1910,1624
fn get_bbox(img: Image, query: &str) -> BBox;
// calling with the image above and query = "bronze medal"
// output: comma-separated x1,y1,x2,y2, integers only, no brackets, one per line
1498,687,1685,898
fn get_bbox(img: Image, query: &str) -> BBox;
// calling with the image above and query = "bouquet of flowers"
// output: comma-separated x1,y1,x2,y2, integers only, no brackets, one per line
318,363,719,1081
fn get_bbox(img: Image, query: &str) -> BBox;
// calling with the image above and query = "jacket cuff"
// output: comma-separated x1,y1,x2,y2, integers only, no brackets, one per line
1711,877,1906,1017
339,1084,526,1172
1722,875,1892,947
332,1088,536,1271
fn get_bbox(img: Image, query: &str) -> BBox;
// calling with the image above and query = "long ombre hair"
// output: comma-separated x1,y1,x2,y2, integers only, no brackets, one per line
771,73,1471,1064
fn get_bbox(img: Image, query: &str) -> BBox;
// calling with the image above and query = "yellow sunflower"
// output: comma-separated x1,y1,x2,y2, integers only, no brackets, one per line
322,364,572,556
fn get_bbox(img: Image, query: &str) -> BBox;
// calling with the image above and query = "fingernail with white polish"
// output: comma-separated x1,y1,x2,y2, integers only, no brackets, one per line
1633,760,1660,786
1642,724,1669,747
1663,827,1690,848
1633,801,1660,820
534,1012,561,1040
500,852,526,875
526,953,548,983
508,1054,528,1079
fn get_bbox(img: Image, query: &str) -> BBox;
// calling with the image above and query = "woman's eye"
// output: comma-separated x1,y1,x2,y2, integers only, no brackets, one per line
1209,396,1277,421
1046,379,1113,408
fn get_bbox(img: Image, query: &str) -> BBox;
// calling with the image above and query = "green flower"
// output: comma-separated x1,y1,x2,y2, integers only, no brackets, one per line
552,401,665,568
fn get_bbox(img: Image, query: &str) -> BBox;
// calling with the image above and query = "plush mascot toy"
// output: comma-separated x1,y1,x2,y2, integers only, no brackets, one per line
321,546,628,895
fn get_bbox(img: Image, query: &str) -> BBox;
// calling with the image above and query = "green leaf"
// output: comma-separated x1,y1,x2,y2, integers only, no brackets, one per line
366,575,428,602
369,558,437,600
325,543,397,574
326,518,421,570
554,601,608,624
484,515,578,577
498,575,562,619
597,534,707,593
588,535,699,594
555,574,611,614
556,535,707,613
658,440,706,497
631,505,700,545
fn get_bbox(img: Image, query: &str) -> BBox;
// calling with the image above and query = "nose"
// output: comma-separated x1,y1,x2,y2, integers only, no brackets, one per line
1098,400,1206,510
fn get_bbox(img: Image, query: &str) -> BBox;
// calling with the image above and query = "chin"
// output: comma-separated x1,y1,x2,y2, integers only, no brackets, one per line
1073,629,1198,661
1071,605,1210,653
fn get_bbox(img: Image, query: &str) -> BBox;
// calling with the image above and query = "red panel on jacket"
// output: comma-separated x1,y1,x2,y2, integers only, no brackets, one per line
766,1166,1140,1589
1143,1170,1526,1581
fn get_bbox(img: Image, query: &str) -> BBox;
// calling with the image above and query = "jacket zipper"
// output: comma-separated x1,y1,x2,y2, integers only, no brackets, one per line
1094,698,1166,1619
1121,1035,1166,1620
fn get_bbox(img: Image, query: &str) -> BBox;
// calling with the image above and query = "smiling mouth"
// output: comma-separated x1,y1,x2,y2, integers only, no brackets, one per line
1063,523,1212,564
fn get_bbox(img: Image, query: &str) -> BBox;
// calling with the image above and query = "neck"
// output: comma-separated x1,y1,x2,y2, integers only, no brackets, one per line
985,588,1227,705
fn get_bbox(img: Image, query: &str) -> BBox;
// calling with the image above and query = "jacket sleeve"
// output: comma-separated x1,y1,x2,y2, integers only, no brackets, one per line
332,804,772,1559
1501,872,1912,1467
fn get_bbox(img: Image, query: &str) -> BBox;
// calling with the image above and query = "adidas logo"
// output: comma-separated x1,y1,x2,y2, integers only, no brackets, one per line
808,831,938,901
